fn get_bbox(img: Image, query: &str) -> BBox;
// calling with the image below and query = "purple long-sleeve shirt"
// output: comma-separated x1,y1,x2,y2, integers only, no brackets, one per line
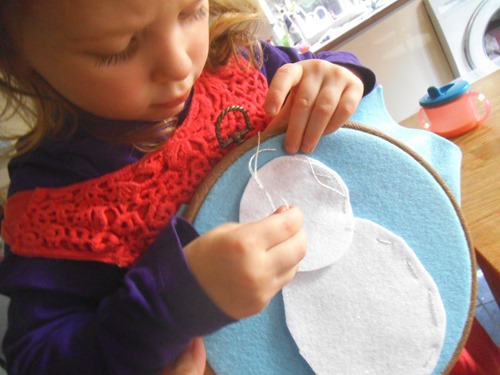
0,43,375,375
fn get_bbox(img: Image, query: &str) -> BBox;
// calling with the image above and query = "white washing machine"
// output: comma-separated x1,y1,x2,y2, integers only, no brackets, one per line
424,0,500,80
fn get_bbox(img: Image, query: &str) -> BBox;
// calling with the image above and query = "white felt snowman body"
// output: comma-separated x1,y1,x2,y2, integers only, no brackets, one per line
239,155,446,374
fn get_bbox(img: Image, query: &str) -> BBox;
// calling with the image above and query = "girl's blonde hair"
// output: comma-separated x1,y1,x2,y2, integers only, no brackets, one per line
0,0,265,157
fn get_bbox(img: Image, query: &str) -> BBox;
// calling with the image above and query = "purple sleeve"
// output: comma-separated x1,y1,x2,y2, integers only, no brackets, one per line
0,217,234,375
258,43,376,96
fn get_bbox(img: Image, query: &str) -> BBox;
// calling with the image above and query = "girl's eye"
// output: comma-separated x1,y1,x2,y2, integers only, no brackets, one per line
94,38,139,66
179,4,208,22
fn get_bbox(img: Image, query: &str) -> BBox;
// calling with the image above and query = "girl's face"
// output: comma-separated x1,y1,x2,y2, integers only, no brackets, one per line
9,0,210,121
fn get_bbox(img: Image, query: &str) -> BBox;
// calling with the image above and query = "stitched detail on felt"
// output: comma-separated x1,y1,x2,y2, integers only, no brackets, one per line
2,57,271,267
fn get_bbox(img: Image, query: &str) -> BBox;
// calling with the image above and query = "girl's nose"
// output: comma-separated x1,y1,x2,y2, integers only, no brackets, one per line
149,30,192,82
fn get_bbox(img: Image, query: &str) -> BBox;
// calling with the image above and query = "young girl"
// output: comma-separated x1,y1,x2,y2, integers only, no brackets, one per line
0,0,376,374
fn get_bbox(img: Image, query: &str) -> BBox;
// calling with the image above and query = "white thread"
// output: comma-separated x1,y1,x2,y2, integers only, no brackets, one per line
314,172,334,179
423,344,440,369
384,238,440,334
383,240,439,329
295,155,346,197
292,155,351,213
281,197,290,209
423,350,432,368
376,238,392,245
248,132,276,190
427,289,439,327
381,238,441,332
248,132,277,210
248,143,351,215
406,260,419,280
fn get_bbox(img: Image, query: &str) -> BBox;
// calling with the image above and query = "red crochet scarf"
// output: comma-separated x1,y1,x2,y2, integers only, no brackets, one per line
2,58,272,267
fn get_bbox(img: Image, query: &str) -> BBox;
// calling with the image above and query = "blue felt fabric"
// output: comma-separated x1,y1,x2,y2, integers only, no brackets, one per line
350,85,463,201
192,86,472,374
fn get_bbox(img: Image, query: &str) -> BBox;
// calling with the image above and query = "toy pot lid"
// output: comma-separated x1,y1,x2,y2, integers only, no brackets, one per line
419,80,471,108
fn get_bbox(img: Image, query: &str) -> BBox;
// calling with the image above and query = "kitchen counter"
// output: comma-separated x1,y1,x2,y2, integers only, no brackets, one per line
313,0,413,52
400,69,500,305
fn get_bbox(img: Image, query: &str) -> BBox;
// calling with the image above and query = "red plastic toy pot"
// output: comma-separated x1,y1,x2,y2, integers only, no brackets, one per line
418,80,491,138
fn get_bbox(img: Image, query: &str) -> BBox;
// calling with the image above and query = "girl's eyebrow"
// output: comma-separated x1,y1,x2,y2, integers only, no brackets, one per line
65,20,142,43
67,30,136,44
64,12,148,43
66,0,206,44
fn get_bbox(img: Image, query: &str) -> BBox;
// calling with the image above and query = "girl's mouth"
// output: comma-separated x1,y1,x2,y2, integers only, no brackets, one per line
154,92,190,109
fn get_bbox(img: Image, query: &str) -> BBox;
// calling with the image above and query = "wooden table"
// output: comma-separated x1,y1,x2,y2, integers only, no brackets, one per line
400,69,500,305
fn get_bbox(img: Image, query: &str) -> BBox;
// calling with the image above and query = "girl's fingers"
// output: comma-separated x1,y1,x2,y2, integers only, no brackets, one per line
299,83,342,153
266,90,293,129
189,338,206,375
244,206,304,252
266,225,307,276
274,263,301,291
266,61,364,155
162,338,206,375
285,78,324,154
264,63,303,116
323,82,363,135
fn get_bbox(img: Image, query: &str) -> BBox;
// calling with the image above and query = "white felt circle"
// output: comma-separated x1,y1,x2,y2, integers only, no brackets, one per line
239,155,354,271
282,217,446,375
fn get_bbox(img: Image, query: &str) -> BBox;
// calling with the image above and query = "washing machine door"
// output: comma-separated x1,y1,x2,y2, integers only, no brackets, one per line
464,0,500,72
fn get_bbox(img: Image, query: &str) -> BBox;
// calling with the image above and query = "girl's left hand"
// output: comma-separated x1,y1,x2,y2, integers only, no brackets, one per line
264,60,364,154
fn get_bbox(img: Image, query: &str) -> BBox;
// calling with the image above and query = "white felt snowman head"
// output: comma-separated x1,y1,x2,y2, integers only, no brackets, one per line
240,155,354,271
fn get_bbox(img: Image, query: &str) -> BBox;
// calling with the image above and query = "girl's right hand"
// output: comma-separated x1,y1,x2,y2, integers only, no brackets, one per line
184,206,306,319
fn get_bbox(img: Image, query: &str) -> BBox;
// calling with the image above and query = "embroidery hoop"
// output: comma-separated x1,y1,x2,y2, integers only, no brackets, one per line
184,121,476,375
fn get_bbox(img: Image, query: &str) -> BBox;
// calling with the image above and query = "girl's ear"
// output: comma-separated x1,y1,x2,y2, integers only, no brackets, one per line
0,36,32,76
0,33,9,68
0,54,35,83
0,3,27,72
0,52,12,69
0,53,13,71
